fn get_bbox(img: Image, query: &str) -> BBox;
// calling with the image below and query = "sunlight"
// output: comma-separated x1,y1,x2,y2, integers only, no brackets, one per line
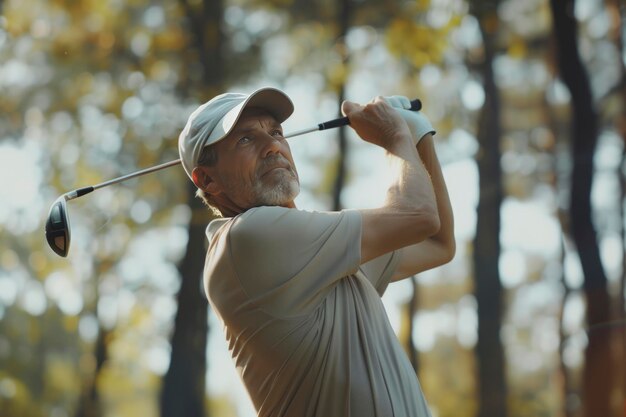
456,295,478,348
20,279,47,316
0,143,40,213
414,312,437,351
499,249,527,288
0,274,18,306
78,315,99,342
143,342,171,375
460,79,484,110
44,271,84,316
501,198,561,257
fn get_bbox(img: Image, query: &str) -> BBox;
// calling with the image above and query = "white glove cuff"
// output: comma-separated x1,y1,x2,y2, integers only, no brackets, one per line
410,111,436,146
383,95,435,146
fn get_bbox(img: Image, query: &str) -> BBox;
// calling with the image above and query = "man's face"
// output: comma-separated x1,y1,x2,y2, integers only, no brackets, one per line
200,107,300,213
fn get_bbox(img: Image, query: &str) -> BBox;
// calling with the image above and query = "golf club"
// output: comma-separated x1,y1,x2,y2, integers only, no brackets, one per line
45,98,422,257
45,159,182,257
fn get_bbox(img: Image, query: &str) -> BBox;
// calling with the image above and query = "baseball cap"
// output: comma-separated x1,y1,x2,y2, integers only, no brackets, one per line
178,87,294,180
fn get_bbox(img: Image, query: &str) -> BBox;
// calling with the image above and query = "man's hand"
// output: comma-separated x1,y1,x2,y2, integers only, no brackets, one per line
341,97,413,152
383,95,435,146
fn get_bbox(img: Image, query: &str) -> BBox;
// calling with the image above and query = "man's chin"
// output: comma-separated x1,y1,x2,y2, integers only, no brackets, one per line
254,179,300,207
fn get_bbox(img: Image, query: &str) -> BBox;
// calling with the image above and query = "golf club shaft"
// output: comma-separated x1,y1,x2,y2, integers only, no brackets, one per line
63,124,314,200
285,98,422,139
64,159,182,201
63,119,335,200
63,98,422,200
93,158,182,190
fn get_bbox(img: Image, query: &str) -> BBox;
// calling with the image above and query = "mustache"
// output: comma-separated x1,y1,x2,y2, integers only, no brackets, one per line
259,155,294,174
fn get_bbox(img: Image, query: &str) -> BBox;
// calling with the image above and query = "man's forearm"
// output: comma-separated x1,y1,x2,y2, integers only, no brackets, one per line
384,135,439,217
359,132,441,264
416,134,455,254
345,98,444,264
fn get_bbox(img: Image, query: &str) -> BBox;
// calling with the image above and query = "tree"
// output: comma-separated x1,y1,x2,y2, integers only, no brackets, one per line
468,2,507,417
605,0,626,407
330,0,352,211
159,1,225,416
549,1,615,416
75,260,110,417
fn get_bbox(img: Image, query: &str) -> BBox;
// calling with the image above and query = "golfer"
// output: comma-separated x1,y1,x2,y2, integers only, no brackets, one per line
178,87,455,417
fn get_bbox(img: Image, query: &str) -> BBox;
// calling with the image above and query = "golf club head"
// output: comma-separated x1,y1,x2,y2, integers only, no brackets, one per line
45,197,71,257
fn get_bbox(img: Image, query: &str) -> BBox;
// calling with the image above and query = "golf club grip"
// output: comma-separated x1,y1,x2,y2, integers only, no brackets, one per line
65,186,95,201
75,186,95,197
317,98,422,131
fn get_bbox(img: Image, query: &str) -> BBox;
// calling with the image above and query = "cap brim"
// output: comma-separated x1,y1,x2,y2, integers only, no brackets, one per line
207,87,294,146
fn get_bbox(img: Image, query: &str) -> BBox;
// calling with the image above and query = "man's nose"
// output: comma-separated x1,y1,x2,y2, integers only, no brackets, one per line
261,133,282,157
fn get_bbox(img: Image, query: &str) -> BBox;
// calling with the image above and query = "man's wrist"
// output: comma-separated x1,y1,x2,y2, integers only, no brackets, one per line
382,95,436,146
385,131,420,157
409,111,436,146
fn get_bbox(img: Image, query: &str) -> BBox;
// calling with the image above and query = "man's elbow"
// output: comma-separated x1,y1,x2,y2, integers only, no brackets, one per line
429,222,456,266
414,205,440,240
441,238,456,264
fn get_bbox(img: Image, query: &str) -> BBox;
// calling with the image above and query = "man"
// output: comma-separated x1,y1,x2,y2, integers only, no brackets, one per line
178,87,455,417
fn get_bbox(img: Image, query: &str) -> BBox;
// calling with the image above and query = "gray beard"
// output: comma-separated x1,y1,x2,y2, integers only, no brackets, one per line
252,171,300,206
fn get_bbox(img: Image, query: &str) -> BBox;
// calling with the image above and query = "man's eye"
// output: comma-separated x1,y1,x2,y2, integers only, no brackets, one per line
272,130,283,137
238,136,252,144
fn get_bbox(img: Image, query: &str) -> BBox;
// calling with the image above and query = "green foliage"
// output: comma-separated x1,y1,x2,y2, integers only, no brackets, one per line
386,15,461,69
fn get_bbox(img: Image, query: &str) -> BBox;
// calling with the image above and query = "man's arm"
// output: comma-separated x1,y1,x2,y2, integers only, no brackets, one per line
390,133,455,281
341,98,442,265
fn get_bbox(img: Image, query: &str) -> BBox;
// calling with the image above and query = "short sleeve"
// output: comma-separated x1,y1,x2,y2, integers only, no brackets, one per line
227,206,362,317
359,251,400,296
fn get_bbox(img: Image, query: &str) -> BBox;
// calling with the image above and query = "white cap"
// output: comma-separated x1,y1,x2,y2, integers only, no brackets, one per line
178,87,294,180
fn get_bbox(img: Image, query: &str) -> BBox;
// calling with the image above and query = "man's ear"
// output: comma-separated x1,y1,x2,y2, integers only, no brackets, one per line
192,166,221,195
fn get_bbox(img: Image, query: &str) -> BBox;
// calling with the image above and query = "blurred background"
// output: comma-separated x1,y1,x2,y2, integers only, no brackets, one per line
0,0,625,416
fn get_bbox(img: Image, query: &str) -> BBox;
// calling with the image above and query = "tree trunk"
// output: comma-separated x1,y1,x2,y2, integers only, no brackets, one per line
332,90,348,211
608,0,626,411
75,327,109,417
160,0,224,416
75,260,109,417
549,1,614,416
617,143,626,416
159,183,211,417
331,0,351,211
471,4,507,417
558,242,575,417
547,93,576,417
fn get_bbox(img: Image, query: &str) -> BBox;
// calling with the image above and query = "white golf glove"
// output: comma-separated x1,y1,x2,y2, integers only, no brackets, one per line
384,95,435,146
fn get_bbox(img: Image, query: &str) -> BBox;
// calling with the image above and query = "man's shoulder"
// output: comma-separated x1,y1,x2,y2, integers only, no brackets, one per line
205,206,292,244
235,205,292,224
207,206,361,251
233,206,360,234
205,216,232,245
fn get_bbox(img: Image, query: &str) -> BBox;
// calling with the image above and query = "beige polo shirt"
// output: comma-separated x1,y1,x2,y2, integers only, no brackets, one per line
204,206,432,417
